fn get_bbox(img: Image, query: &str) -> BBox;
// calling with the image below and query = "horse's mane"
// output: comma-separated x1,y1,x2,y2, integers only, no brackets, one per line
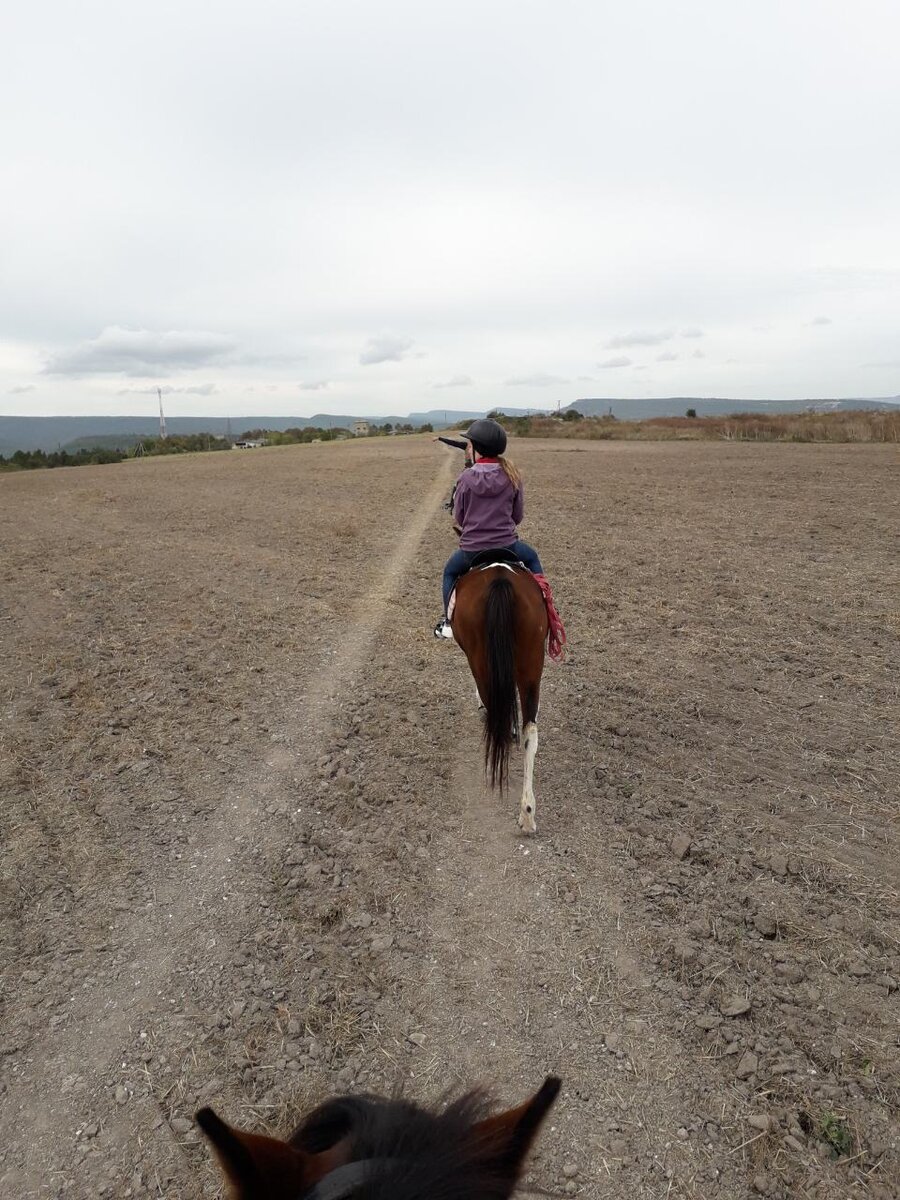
291,1090,521,1200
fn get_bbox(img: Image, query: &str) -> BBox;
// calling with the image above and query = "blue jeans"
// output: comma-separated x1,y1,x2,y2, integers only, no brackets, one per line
442,540,543,612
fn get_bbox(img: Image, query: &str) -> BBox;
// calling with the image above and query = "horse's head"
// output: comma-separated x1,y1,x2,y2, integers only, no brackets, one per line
197,1075,561,1200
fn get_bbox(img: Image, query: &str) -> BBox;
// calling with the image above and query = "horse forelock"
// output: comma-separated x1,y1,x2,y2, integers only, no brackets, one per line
291,1091,517,1200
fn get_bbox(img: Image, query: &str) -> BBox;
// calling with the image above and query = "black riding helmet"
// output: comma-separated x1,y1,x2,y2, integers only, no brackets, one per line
463,418,507,457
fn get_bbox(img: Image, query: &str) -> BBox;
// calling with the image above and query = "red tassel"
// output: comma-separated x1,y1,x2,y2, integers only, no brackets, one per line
532,573,567,662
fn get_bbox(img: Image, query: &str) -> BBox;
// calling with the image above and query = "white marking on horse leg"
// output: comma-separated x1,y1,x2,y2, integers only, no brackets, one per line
474,681,485,709
518,721,538,834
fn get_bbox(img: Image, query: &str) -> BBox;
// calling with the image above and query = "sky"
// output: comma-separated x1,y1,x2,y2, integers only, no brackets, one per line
3,0,899,419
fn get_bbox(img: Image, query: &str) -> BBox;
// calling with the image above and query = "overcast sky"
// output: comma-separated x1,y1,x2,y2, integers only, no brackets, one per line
3,0,899,418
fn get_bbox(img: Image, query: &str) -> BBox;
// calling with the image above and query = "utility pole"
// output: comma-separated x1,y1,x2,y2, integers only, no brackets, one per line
157,387,167,439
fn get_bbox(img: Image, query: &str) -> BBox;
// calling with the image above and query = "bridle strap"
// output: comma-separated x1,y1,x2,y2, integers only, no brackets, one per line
303,1159,398,1200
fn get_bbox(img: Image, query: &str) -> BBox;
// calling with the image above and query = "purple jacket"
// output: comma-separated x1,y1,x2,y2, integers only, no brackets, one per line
453,462,524,550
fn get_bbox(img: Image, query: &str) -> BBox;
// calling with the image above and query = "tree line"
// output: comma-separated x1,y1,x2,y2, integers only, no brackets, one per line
0,422,438,472
0,433,234,471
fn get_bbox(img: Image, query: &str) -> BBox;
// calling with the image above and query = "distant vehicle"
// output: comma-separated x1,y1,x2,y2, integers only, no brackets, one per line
232,439,266,449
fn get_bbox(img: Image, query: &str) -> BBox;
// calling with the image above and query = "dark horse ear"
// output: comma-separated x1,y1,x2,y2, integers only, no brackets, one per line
470,1076,561,1184
195,1107,345,1200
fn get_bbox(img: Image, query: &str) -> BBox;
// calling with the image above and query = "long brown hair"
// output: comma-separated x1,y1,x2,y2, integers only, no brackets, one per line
498,455,521,489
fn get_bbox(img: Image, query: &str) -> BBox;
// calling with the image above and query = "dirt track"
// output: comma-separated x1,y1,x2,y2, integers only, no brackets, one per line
1,437,898,1199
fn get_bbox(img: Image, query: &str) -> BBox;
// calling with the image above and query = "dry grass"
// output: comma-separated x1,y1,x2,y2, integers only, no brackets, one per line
506,408,900,443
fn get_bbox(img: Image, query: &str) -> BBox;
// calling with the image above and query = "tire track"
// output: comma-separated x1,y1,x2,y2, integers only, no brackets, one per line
0,456,454,1196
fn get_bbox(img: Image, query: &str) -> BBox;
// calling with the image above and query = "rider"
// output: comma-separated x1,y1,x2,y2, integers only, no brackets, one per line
434,418,543,639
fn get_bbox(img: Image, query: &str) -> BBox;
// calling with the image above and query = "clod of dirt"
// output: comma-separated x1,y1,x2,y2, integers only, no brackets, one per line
736,1051,758,1079
747,1114,775,1132
753,912,778,938
670,832,692,860
721,996,752,1017
696,1013,723,1030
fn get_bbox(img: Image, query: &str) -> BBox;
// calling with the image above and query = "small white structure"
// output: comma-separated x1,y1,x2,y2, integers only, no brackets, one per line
232,439,266,449
353,420,370,436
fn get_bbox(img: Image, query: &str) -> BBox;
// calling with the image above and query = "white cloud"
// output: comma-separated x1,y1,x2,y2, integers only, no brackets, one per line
505,372,568,387
117,382,218,396
811,316,832,325
46,327,236,376
298,380,330,390
606,330,673,348
433,374,473,388
597,356,632,369
656,351,679,362
359,335,413,365
4,2,900,414
7,384,36,394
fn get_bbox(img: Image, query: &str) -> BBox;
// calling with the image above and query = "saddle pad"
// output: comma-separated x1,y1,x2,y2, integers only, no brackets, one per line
448,559,525,624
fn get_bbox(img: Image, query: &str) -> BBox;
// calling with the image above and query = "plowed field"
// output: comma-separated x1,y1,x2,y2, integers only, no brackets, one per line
1,437,897,1199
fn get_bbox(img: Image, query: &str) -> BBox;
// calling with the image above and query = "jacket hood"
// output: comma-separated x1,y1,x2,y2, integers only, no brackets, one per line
462,465,512,498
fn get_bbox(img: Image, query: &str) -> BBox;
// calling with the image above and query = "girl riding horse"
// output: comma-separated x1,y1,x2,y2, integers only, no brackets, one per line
434,419,543,639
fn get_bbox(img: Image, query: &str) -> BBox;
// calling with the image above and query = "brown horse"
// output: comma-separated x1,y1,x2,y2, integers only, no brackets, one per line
197,1075,561,1200
450,553,549,833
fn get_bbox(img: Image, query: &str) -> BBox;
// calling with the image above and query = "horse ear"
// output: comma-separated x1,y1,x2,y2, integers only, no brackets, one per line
195,1108,344,1200
470,1076,561,1182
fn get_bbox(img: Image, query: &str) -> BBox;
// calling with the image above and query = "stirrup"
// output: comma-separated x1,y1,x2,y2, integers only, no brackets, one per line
433,618,454,640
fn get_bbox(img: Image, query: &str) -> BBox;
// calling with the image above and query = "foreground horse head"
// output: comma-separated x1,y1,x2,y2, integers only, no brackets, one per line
197,1075,561,1200
451,557,549,832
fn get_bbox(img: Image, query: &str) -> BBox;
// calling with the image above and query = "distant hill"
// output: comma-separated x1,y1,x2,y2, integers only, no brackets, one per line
2,399,897,454
565,396,900,420
0,409,539,454
62,433,147,452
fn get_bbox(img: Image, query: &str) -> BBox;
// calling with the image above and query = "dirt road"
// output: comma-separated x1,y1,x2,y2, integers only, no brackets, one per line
1,437,897,1198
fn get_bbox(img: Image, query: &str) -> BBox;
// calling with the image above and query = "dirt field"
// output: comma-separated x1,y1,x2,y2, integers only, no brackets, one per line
1,437,897,1199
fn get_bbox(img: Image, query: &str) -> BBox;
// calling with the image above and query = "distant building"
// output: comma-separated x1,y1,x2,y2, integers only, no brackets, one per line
232,439,266,449
353,420,370,436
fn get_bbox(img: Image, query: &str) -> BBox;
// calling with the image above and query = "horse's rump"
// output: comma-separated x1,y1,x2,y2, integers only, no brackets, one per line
453,565,547,795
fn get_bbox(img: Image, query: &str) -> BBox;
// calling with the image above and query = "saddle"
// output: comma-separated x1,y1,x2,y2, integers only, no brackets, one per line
447,549,526,623
468,547,524,570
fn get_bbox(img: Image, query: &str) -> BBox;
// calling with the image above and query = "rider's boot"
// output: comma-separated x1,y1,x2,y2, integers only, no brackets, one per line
433,617,454,639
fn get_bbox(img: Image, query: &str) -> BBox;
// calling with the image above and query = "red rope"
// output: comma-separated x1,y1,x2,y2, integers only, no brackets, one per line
532,573,567,662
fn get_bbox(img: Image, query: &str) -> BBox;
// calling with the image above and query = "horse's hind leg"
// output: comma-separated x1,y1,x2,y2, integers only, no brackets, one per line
518,721,538,833
518,683,540,834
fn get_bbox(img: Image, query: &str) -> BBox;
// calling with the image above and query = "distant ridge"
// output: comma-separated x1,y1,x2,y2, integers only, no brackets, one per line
1,398,897,454
0,409,538,454
565,396,900,420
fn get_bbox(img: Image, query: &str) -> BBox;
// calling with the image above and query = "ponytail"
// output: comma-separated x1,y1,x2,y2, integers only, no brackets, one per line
498,455,522,489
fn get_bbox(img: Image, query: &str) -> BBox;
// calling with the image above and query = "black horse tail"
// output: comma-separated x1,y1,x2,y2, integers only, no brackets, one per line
484,576,519,788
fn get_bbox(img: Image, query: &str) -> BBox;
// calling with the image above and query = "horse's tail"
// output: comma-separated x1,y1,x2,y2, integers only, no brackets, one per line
484,575,519,788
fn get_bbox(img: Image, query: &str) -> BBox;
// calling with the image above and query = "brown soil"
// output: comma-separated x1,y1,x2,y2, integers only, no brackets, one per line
1,437,897,1200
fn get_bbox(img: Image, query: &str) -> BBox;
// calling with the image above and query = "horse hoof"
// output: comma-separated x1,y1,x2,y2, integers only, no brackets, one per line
518,811,537,835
